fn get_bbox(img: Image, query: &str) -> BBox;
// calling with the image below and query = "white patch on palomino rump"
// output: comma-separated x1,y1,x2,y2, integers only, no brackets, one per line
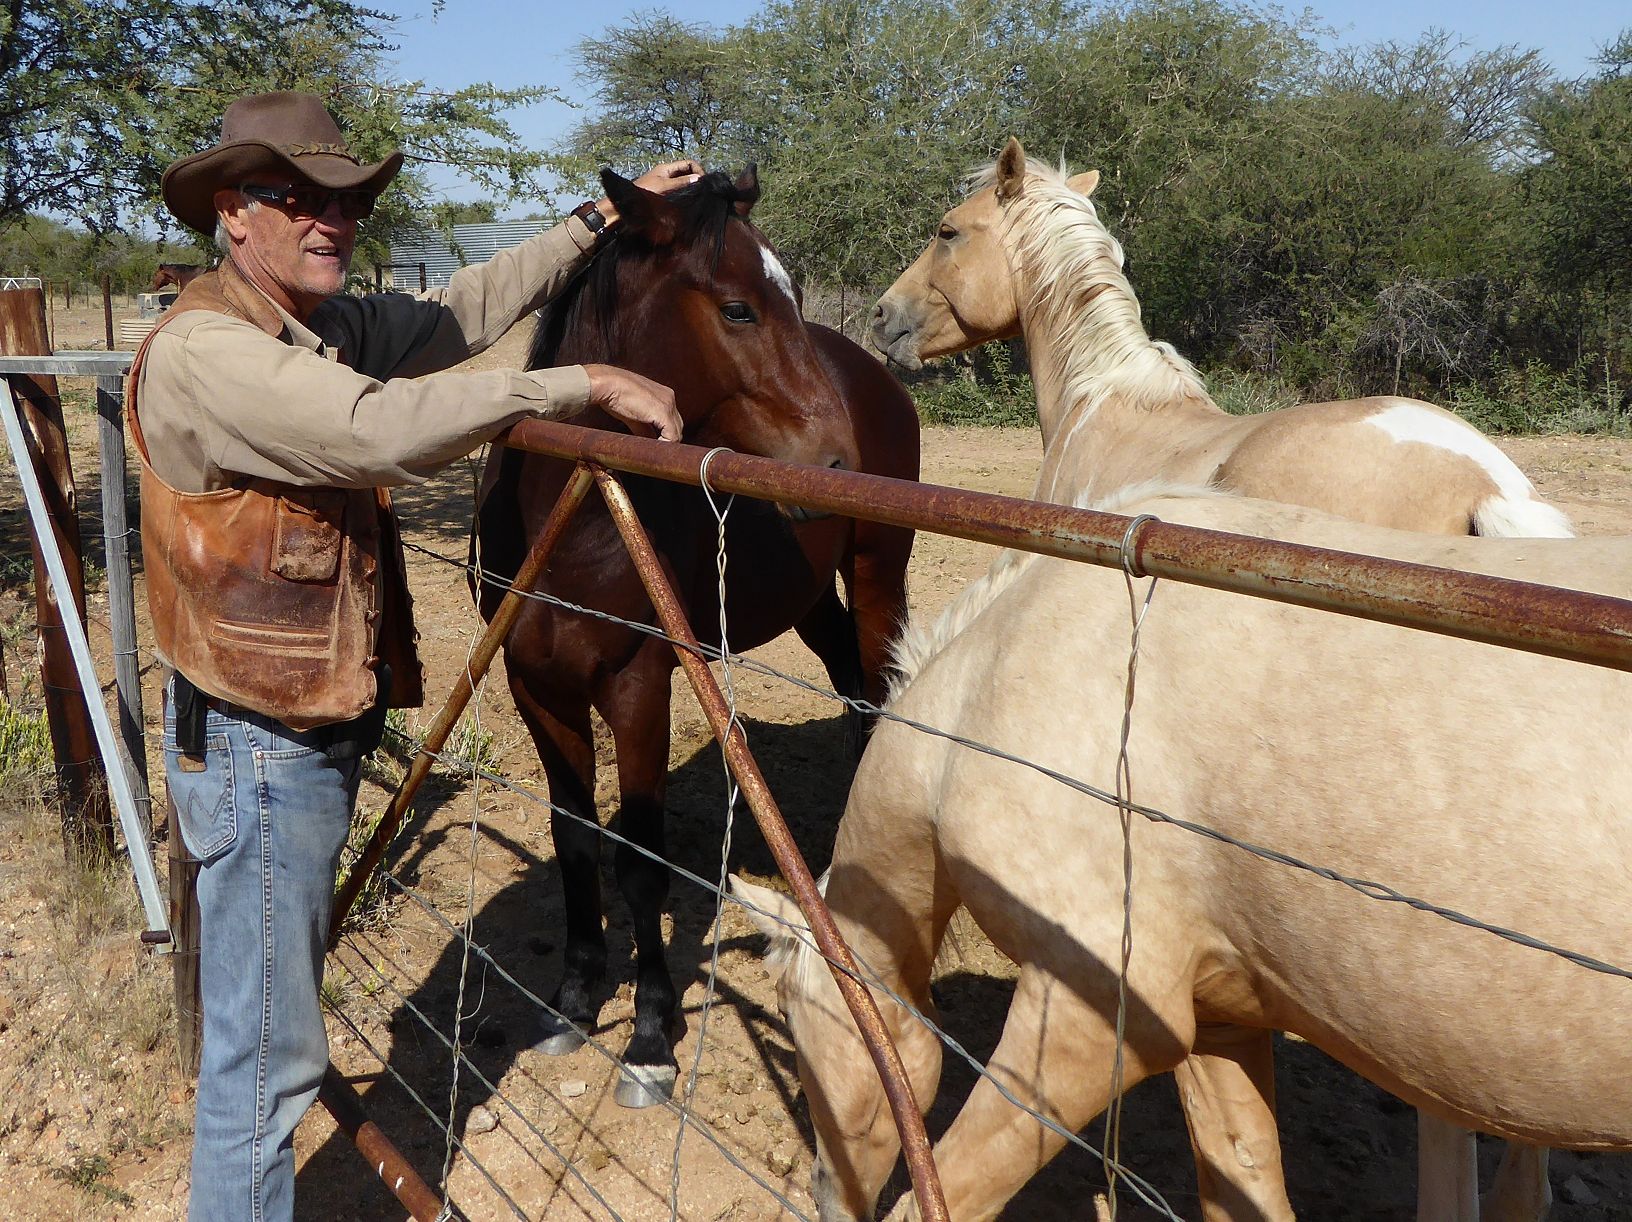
1366,400,1537,502
758,242,798,305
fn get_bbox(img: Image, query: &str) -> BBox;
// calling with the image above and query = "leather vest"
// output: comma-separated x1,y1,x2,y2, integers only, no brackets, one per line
127,263,424,729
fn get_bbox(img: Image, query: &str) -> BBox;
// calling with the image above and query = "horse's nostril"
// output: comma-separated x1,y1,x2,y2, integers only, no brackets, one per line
826,455,849,472
871,303,885,320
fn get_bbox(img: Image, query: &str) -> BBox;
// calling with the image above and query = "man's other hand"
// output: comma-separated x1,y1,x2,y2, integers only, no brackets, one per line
583,364,683,442
633,159,705,196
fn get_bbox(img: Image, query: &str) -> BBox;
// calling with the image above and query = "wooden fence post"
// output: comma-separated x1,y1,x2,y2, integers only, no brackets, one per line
101,275,114,351
0,287,115,856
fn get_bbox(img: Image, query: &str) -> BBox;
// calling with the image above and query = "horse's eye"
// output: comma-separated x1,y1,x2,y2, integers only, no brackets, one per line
721,301,757,324
937,224,958,241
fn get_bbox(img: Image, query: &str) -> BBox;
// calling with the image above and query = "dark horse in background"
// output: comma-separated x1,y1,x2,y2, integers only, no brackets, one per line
472,167,920,1105
149,262,206,292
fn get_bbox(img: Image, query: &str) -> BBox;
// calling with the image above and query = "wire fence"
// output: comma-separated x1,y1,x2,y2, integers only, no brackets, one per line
9,375,1631,1217
301,519,1632,1221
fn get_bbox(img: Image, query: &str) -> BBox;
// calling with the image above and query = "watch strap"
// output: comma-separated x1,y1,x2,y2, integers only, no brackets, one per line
571,199,609,236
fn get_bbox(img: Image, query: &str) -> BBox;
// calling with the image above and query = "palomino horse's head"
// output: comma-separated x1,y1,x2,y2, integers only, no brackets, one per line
532,166,857,518
871,137,1101,369
730,875,912,1222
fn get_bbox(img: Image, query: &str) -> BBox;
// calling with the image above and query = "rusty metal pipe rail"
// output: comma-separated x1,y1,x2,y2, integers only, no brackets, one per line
593,468,950,1222
505,418,1632,672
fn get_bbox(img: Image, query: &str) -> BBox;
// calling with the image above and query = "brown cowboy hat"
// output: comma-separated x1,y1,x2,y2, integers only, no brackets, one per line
162,91,403,235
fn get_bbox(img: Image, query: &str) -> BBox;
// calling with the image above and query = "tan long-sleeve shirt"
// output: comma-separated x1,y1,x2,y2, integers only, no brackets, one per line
137,213,599,493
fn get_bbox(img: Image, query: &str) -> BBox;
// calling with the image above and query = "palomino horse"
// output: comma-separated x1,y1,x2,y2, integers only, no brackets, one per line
149,262,205,292
737,489,1632,1221
473,167,919,1106
871,136,1564,1215
872,138,1570,542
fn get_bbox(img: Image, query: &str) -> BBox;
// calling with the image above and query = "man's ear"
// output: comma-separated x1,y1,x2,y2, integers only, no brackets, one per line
214,187,249,241
601,168,681,245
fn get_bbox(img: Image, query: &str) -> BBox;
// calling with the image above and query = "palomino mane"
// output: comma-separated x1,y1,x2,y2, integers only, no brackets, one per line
969,159,1213,421
528,170,755,370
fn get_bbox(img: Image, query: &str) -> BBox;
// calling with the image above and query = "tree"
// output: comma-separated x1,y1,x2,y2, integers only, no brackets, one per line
0,0,557,264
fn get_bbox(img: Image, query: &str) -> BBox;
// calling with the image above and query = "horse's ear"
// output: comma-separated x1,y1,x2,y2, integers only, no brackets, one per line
600,167,682,246
995,137,1027,204
1068,170,1101,197
732,164,761,217
729,875,810,978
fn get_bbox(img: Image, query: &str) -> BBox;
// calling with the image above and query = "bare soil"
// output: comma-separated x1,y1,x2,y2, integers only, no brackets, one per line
2,305,1630,1220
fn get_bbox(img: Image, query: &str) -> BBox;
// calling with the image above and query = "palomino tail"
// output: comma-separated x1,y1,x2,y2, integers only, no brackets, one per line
1472,495,1575,539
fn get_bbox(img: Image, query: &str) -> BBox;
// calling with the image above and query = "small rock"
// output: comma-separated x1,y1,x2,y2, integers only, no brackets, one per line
585,1147,610,1171
1560,1174,1598,1206
466,1105,498,1135
560,1079,588,1099
768,1139,800,1177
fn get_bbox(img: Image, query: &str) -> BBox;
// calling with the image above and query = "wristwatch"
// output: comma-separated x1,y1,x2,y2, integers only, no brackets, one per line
570,199,611,241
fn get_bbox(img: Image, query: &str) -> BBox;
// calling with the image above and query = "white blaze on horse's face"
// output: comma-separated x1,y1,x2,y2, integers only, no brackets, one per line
757,239,799,309
871,185,1020,369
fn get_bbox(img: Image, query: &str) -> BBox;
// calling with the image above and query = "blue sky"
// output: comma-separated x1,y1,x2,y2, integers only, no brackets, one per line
384,0,1628,205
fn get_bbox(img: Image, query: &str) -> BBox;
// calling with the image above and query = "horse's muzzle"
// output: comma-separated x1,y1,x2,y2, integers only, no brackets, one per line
870,301,923,371
777,455,846,522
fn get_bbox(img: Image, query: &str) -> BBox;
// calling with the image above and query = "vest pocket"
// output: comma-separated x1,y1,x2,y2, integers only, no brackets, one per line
165,735,236,860
270,490,345,582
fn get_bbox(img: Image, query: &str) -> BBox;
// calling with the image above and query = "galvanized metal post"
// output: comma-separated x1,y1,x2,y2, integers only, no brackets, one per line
95,375,150,832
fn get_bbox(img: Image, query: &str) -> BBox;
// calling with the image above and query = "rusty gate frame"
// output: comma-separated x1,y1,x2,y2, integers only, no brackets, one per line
322,418,1632,1222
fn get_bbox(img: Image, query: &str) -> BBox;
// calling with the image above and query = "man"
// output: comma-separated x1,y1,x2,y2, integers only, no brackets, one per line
131,90,695,1220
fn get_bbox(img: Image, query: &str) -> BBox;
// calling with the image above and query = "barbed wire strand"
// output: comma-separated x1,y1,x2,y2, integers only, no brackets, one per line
397,537,1632,986
670,445,743,1219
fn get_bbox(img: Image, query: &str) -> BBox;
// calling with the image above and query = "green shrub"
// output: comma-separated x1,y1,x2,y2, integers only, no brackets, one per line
0,703,52,784
1449,361,1627,436
911,340,1037,427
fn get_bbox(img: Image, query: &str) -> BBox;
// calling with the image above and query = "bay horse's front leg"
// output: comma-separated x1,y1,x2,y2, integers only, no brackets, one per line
507,671,607,1055
599,649,681,1107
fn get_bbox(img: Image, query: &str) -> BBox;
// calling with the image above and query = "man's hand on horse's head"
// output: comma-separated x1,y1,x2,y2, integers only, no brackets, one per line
634,159,704,196
583,364,684,442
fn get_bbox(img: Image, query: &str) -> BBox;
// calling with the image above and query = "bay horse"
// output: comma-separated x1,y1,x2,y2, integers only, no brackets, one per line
149,262,205,292
871,137,1564,1215
737,488,1632,1222
472,167,919,1107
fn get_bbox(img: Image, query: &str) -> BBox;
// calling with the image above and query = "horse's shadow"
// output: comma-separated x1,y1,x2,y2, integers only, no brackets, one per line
298,711,856,1219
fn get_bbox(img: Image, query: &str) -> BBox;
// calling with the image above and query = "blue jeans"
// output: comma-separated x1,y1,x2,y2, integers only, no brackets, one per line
164,678,357,1222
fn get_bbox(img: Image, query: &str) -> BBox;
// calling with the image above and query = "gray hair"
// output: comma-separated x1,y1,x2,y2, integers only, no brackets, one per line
213,191,259,252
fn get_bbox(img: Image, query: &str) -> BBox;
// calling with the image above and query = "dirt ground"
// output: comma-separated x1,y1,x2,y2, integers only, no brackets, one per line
2,304,1632,1220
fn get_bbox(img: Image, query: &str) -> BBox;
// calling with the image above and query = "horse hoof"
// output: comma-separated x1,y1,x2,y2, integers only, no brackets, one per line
534,1015,588,1056
614,1064,677,1108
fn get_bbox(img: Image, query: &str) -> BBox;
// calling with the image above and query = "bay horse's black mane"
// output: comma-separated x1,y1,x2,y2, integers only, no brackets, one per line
528,170,756,371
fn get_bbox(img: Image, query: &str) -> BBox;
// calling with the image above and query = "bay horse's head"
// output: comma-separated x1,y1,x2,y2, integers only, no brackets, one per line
871,137,1101,369
532,166,857,518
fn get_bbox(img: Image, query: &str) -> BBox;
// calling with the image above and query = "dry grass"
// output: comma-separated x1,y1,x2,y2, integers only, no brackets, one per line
0,767,188,1197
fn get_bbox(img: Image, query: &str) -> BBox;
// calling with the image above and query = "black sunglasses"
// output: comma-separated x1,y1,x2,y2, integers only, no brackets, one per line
240,183,376,221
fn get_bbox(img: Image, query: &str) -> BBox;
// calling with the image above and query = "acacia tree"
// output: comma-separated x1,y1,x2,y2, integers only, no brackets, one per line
1521,30,1632,379
0,0,556,264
